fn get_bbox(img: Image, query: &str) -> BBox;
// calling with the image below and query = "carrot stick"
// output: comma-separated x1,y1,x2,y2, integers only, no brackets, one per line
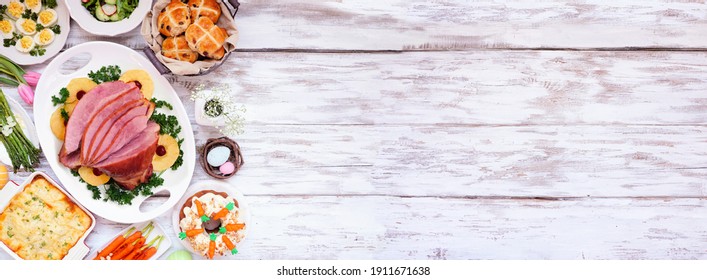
186,228,204,237
122,231,142,245
107,230,142,258
123,223,157,260
111,235,143,260
132,247,150,260
211,208,229,220
225,224,245,232
111,244,135,260
114,222,151,250
101,223,153,260
139,247,157,260
129,235,161,261
124,248,142,260
194,199,204,216
94,227,135,260
122,237,146,260
134,237,146,250
136,236,163,260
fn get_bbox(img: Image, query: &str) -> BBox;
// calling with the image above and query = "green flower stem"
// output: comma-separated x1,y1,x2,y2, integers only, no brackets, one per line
0,76,19,87
0,55,25,84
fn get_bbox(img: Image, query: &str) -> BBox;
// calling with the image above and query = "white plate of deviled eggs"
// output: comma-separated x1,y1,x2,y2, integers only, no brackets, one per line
0,0,69,65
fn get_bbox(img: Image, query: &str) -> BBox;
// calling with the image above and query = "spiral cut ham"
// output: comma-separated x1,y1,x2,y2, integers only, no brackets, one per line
58,81,158,190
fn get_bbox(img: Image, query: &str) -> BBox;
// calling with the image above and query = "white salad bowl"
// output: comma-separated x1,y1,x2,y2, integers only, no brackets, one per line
65,0,151,36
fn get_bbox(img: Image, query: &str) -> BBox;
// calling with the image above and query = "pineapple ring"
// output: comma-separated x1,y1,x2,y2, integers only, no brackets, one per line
152,134,180,172
66,77,97,104
119,69,154,100
50,107,66,140
78,166,110,186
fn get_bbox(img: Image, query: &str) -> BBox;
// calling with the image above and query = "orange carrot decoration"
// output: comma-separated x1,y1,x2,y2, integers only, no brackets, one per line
225,223,245,232
186,228,204,237
194,199,204,216
222,235,238,255
211,208,229,220
208,233,217,259
211,202,235,220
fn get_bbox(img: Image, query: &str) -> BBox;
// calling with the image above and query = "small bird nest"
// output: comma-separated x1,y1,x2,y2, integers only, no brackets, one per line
200,137,244,179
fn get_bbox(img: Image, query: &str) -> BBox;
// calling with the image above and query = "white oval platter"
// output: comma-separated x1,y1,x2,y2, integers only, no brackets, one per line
33,41,196,224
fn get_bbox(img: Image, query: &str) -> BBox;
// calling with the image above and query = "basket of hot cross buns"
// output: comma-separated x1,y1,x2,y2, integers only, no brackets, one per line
141,0,239,75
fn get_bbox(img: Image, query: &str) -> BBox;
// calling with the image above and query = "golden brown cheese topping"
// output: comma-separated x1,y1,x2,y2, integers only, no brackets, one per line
0,177,92,260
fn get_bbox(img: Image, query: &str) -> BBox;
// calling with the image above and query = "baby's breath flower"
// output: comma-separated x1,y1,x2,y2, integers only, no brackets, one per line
190,83,246,137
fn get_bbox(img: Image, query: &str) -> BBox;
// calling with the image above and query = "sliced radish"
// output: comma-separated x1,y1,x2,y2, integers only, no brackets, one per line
101,4,117,16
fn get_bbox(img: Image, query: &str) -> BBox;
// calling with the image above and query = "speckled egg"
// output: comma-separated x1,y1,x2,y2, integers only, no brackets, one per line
219,162,235,175
207,146,231,167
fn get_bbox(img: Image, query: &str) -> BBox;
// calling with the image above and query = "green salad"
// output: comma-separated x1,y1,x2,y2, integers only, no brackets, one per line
81,0,138,22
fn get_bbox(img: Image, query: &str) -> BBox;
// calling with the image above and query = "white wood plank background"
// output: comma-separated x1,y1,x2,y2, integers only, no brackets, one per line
1,0,707,260
64,0,707,50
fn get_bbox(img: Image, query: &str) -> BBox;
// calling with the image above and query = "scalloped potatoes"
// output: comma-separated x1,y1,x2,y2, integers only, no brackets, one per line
0,176,92,260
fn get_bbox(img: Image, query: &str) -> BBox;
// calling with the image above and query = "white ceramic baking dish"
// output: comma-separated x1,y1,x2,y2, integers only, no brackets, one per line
0,171,96,260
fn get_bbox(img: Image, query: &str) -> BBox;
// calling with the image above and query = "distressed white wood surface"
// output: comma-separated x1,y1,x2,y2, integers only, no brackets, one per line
169,51,707,125
2,1,707,260
64,0,707,50
77,197,707,260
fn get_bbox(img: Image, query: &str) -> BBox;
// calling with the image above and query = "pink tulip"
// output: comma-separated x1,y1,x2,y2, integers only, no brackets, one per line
22,71,41,87
17,84,34,105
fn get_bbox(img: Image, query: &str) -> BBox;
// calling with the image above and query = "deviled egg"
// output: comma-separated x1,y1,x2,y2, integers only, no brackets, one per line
6,1,25,20
24,0,42,13
15,36,35,53
0,20,14,39
15,18,37,36
37,9,58,27
34,29,55,46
